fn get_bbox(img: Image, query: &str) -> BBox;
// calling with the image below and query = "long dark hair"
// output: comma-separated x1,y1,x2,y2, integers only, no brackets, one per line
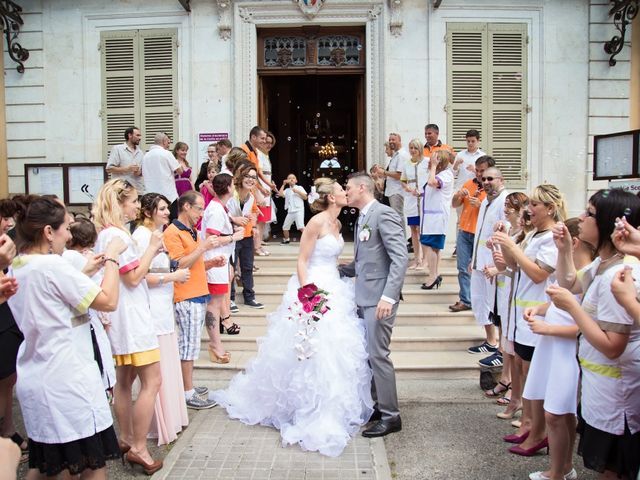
590,189,640,253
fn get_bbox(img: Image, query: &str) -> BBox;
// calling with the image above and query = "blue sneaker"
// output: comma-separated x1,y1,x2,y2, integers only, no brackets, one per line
478,352,503,369
467,341,499,354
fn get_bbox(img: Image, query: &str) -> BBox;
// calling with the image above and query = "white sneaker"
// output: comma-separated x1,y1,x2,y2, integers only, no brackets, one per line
529,468,577,480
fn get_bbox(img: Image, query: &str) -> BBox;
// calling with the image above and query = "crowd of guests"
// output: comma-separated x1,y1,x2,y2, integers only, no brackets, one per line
377,125,639,480
0,124,290,478
0,120,639,480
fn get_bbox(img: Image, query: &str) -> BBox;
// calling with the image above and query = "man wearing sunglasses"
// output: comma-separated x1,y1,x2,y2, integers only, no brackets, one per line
468,166,509,370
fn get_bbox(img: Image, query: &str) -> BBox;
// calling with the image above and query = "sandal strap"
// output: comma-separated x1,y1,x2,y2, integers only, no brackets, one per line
226,323,241,334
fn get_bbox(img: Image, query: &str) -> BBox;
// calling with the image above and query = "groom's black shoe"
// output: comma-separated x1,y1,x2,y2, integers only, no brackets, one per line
368,409,382,423
362,416,402,438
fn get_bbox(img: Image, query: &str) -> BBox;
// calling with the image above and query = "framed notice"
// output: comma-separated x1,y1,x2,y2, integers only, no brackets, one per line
25,165,65,199
25,163,107,206
68,165,107,205
593,129,640,180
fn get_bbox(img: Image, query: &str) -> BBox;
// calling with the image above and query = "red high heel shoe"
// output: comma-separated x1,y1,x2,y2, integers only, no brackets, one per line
503,430,529,444
508,437,549,456
125,450,163,475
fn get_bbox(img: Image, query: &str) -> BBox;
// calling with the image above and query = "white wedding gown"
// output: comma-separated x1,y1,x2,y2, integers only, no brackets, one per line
213,234,373,457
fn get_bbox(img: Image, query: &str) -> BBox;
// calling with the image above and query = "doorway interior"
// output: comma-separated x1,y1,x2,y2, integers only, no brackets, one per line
260,74,364,239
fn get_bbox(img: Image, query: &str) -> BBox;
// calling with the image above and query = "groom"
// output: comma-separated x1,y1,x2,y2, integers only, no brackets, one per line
339,172,408,437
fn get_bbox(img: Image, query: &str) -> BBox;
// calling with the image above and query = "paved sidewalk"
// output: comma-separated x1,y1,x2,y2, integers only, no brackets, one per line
152,407,391,480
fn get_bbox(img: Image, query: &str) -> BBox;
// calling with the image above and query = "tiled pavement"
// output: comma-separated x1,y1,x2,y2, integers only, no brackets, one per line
152,407,391,480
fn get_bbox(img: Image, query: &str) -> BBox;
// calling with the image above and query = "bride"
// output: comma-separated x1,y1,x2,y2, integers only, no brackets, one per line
213,177,373,457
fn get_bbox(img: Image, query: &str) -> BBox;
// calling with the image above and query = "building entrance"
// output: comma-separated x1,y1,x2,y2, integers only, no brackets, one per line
259,74,364,239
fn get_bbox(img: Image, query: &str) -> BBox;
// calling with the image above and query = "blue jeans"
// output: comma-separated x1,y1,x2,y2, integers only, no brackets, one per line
456,229,474,306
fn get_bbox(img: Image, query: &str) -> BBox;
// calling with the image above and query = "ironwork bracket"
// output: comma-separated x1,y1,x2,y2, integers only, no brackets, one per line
603,0,638,66
1,0,29,73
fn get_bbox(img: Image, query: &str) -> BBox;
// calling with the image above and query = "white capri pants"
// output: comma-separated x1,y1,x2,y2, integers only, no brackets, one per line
282,210,305,230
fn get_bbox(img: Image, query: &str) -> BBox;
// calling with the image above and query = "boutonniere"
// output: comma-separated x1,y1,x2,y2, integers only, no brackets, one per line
359,224,372,242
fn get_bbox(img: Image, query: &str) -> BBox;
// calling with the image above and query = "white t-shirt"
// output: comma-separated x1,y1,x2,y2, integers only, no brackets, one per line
200,199,235,285
578,258,640,435
94,226,157,355
509,230,558,347
420,168,454,235
400,157,429,218
384,149,409,197
284,185,306,213
107,143,145,193
453,148,486,190
132,226,176,335
141,145,181,202
9,254,112,443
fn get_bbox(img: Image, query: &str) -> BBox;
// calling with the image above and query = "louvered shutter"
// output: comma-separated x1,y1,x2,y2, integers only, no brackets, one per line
446,23,528,188
140,29,178,149
488,24,527,188
101,30,139,160
446,24,487,149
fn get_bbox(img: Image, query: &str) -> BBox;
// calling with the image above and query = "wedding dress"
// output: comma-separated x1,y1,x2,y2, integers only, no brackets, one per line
213,234,373,457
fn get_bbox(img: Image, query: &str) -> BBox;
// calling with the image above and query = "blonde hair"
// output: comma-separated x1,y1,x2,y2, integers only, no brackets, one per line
92,178,136,231
408,138,423,160
309,177,337,213
530,183,567,222
432,149,454,173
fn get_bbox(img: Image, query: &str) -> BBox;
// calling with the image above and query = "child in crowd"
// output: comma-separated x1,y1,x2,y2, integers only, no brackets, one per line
62,217,117,397
278,174,307,244
199,162,218,208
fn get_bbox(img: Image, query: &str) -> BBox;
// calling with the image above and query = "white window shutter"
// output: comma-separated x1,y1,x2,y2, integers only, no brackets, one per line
139,29,178,149
101,30,139,161
446,22,528,188
488,24,527,188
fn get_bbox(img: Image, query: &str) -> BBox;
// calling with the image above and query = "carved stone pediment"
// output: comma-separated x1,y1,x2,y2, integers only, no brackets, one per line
295,0,325,18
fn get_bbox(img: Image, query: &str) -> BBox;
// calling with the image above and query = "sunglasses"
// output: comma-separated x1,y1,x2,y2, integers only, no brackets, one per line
482,176,501,182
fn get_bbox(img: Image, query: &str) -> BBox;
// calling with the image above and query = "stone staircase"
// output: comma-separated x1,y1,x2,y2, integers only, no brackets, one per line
194,242,484,381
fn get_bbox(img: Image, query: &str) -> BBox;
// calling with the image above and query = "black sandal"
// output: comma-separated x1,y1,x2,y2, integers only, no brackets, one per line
219,316,241,335
485,381,511,398
9,432,29,463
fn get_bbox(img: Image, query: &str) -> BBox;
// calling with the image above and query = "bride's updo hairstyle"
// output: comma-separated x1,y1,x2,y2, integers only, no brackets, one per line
309,177,336,213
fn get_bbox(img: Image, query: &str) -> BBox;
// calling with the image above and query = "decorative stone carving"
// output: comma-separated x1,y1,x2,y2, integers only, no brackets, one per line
368,4,382,20
388,0,403,37
295,0,325,18
216,0,232,40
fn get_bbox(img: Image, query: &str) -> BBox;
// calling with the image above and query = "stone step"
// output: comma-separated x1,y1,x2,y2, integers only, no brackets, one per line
193,349,481,381
226,303,475,326
254,253,458,269
203,324,483,352
251,268,460,286
241,286,461,305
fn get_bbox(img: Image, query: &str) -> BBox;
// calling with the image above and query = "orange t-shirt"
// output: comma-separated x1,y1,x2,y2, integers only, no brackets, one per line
458,178,486,234
240,142,261,172
423,141,455,158
163,221,208,303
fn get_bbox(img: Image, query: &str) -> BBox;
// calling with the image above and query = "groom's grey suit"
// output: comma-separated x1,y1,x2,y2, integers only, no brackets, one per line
339,200,408,420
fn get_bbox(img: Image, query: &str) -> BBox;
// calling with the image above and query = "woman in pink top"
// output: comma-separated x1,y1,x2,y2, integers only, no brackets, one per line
173,142,194,195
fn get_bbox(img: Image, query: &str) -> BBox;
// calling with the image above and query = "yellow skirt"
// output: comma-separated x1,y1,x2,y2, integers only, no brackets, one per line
114,348,161,367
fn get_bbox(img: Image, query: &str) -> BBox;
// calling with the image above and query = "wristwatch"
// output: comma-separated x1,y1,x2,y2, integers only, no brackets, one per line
159,275,165,285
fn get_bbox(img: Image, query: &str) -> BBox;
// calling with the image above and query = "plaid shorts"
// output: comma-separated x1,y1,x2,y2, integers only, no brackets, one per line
175,299,207,361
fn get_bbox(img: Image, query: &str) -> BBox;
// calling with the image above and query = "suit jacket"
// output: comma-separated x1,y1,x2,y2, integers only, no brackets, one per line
339,201,408,307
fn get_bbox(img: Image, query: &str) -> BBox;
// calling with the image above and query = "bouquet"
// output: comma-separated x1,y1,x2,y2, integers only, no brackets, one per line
288,283,331,360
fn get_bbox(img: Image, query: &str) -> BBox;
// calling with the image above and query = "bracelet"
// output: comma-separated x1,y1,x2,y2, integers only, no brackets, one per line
105,257,119,267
